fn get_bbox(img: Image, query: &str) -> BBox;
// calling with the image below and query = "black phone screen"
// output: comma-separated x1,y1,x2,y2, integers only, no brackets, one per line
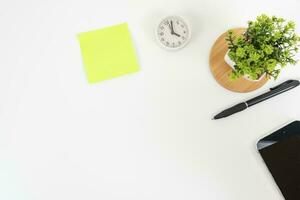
257,121,300,200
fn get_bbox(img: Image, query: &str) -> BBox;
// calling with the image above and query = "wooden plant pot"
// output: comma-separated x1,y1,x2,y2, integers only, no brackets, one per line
209,28,268,93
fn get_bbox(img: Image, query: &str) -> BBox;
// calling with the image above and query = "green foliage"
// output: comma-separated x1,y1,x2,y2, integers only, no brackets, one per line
226,14,300,80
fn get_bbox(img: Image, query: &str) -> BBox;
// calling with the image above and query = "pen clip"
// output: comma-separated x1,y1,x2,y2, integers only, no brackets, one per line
270,80,296,91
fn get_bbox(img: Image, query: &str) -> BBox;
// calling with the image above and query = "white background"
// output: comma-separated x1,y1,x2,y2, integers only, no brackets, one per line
1,0,300,199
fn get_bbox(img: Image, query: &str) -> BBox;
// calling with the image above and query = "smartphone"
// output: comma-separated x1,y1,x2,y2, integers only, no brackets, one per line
257,121,300,200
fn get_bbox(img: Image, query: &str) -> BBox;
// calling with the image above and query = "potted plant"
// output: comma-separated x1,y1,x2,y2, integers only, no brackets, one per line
225,14,300,81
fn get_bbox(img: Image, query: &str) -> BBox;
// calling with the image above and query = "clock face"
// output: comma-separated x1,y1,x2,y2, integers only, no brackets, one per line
156,16,191,50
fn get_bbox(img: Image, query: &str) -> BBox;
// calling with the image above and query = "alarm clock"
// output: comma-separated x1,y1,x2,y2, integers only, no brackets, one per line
156,16,191,50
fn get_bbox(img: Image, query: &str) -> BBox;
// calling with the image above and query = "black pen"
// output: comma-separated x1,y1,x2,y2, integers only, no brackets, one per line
213,79,300,120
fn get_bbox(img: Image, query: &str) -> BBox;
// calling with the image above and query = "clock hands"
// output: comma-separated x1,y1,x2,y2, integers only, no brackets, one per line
170,20,175,33
169,20,181,37
167,21,173,32
173,32,181,37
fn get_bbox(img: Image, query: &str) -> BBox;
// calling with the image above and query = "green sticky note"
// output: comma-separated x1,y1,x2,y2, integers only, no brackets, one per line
77,23,140,83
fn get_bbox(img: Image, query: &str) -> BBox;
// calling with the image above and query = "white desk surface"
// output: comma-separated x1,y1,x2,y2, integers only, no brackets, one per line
1,0,300,199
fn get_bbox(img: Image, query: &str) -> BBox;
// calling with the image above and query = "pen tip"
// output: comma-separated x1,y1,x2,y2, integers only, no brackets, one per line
211,118,215,120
